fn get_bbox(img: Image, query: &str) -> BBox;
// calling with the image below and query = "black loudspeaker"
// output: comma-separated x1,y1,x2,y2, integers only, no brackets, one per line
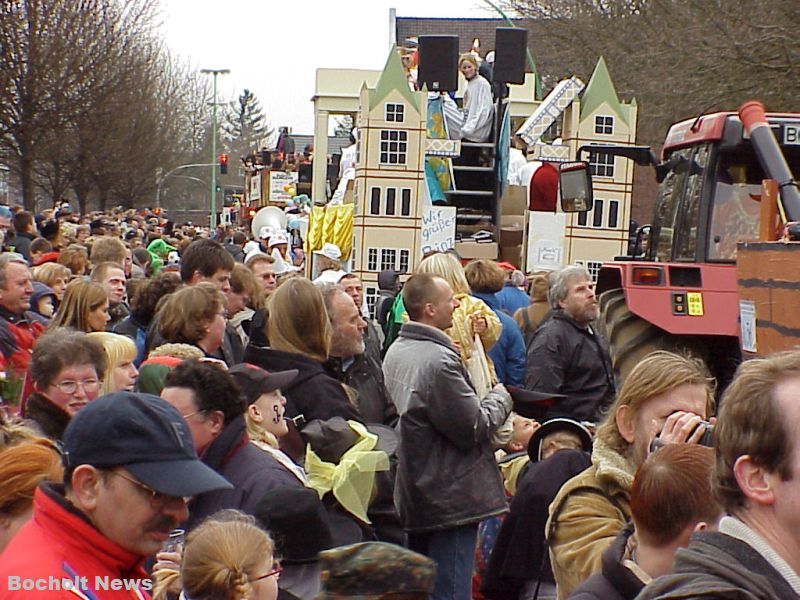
493,28,528,85
418,35,459,92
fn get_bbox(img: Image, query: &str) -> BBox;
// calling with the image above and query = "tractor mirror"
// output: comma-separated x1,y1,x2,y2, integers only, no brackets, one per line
559,161,594,212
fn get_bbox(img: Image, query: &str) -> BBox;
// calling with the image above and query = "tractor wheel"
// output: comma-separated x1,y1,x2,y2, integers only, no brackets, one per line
597,289,694,385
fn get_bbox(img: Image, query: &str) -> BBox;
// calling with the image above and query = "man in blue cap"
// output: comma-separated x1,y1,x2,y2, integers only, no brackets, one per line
0,392,231,599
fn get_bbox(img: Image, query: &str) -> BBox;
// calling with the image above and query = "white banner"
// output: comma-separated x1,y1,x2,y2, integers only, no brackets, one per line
421,206,457,255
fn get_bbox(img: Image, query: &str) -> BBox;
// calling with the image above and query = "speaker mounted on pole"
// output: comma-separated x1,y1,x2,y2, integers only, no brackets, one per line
493,28,528,85
418,35,459,92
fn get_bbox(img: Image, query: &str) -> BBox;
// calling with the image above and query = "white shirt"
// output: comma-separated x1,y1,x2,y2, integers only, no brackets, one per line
461,75,494,142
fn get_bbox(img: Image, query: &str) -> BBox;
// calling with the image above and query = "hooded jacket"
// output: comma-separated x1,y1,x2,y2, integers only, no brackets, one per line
546,437,635,600
0,484,152,599
569,523,644,600
385,322,512,533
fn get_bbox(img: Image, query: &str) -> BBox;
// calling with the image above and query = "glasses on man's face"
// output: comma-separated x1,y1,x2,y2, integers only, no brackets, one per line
54,379,100,395
250,562,282,582
108,470,190,510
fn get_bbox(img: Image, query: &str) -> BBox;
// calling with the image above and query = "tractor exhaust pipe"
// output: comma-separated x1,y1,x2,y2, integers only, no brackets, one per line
738,101,800,222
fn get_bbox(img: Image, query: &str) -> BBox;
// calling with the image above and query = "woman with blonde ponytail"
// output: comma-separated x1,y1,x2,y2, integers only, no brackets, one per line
180,517,279,600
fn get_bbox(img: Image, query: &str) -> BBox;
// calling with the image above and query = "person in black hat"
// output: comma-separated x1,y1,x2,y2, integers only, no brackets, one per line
254,487,334,600
0,393,231,599
482,418,593,600
229,363,306,485
161,360,304,530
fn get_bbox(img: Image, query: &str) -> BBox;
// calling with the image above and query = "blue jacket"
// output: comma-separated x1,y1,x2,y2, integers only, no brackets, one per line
496,283,530,317
473,291,526,386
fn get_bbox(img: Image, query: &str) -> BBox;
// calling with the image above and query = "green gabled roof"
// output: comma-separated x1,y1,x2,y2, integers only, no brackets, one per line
580,56,628,126
369,45,421,113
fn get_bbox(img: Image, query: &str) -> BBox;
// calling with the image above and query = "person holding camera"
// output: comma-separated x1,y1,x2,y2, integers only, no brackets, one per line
546,351,715,600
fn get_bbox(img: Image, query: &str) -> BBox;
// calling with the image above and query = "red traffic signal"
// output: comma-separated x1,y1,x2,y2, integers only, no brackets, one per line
219,154,229,175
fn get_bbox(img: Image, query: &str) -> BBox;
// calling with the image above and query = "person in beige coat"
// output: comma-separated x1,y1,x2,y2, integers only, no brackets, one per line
546,351,715,600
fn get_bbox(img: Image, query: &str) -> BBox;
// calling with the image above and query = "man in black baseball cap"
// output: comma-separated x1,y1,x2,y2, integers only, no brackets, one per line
0,392,231,599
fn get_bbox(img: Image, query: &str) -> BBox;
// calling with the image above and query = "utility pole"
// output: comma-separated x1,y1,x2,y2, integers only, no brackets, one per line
201,68,230,229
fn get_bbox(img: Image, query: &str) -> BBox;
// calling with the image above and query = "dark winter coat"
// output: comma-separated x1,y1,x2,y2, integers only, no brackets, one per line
482,449,592,600
243,345,362,462
636,530,800,600
186,415,302,530
384,322,512,533
325,353,398,427
525,312,615,422
569,524,643,600
24,392,71,442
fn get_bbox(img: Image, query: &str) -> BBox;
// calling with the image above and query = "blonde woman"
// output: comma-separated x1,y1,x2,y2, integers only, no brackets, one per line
49,280,109,332
415,252,501,377
154,512,279,600
86,332,139,394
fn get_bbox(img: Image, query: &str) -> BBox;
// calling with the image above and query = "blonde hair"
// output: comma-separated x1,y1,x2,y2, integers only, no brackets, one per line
459,52,479,69
86,332,137,394
596,350,716,456
181,518,275,600
245,413,279,449
416,252,470,295
268,278,330,363
32,263,71,289
49,279,108,332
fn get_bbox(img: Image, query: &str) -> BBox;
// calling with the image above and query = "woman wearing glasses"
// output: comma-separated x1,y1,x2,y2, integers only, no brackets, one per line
22,328,106,441
181,516,279,600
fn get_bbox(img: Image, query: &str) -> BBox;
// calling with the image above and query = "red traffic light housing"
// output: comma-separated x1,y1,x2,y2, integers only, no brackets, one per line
219,154,229,175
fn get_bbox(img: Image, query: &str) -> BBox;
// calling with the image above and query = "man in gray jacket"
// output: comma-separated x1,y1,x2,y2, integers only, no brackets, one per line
383,272,512,600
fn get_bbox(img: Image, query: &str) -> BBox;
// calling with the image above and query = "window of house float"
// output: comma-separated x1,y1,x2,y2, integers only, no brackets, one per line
370,187,381,215
608,199,620,229
399,249,410,273
401,188,412,216
365,286,379,318
367,248,378,271
594,115,614,135
589,149,615,178
380,248,397,271
386,103,405,123
385,188,396,215
578,210,588,227
593,199,605,228
380,130,407,165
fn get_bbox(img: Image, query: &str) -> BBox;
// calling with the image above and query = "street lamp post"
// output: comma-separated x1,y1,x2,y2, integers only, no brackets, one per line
200,68,230,229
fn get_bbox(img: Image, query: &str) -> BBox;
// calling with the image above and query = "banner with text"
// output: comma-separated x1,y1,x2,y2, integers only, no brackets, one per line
421,207,457,256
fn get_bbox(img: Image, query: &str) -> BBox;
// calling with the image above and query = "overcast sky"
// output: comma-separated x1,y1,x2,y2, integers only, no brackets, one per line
160,0,502,135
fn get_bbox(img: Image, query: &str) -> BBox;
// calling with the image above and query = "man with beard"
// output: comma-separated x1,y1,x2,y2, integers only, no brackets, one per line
322,284,397,426
524,266,615,423
546,351,715,599
0,392,231,599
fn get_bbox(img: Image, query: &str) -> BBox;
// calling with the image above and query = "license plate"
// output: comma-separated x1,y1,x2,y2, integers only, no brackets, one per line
782,123,800,145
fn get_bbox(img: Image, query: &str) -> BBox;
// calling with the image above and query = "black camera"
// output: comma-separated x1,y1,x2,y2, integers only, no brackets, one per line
650,420,714,453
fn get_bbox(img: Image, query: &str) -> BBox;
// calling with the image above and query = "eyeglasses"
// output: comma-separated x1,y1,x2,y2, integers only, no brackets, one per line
108,470,190,510
54,379,100,395
180,409,206,421
251,562,282,582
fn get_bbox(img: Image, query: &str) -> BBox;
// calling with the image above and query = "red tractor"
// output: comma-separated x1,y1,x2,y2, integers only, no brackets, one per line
571,102,800,386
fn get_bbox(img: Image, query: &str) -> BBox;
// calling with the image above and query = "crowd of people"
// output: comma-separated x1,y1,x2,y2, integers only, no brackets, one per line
0,203,797,600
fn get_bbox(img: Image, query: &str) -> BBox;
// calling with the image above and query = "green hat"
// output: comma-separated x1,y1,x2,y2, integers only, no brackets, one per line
147,238,177,258
317,542,436,599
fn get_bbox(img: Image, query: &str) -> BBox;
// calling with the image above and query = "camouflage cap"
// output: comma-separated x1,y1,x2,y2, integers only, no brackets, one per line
317,542,436,599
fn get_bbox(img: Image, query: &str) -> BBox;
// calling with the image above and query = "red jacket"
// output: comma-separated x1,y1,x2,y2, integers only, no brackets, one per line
0,485,152,599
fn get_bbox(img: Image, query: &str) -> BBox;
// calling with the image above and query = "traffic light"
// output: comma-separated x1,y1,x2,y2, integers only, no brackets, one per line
219,154,229,175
